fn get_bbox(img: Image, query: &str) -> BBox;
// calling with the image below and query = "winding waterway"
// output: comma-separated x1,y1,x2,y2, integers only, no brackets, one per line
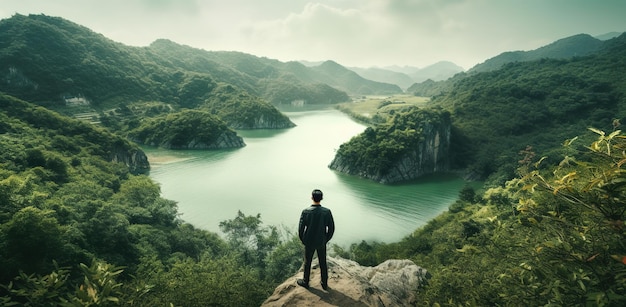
145,107,468,246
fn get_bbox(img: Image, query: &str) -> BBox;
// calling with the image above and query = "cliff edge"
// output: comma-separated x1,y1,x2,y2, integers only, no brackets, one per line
262,257,429,307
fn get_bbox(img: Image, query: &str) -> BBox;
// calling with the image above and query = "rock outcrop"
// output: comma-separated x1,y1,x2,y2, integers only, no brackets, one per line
329,109,451,183
158,131,245,149
109,145,150,174
262,257,429,307
226,113,296,129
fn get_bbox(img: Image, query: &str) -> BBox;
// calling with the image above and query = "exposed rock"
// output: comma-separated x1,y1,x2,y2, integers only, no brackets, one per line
160,131,246,149
262,257,429,307
329,110,451,183
227,113,296,129
109,145,150,174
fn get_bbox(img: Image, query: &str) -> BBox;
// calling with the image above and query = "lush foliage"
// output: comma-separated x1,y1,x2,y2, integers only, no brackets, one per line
432,35,625,185
127,109,242,148
333,107,449,176
338,129,626,305
0,95,302,306
201,83,295,129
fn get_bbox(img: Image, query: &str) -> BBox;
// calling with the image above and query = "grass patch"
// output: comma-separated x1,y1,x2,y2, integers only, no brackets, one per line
337,95,430,124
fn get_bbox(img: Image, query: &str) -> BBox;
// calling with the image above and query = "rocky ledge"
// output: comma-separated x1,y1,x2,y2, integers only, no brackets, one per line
262,257,429,307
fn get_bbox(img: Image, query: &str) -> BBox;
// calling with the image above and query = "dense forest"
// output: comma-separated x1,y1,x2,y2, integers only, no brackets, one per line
0,94,304,305
1,13,625,306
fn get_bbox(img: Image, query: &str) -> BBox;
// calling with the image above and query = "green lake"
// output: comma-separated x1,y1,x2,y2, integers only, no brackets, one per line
145,107,469,246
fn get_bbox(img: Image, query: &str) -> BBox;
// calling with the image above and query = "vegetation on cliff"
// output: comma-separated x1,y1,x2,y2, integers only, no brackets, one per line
338,33,626,186
329,107,450,183
128,109,244,149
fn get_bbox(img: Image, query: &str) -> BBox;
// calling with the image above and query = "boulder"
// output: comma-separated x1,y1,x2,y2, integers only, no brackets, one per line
262,257,429,307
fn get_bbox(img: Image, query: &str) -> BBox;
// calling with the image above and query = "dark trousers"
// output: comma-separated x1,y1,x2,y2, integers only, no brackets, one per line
303,244,328,284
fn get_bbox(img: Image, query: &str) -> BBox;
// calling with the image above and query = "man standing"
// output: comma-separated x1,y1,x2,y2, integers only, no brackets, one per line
297,189,335,290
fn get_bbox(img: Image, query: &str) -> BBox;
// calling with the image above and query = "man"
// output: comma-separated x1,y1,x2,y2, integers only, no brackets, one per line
297,189,335,290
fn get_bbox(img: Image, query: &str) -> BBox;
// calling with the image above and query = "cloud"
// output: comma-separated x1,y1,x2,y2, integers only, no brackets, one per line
234,1,479,67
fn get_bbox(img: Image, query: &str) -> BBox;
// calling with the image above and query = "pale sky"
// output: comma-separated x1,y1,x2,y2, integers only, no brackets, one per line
1,0,625,70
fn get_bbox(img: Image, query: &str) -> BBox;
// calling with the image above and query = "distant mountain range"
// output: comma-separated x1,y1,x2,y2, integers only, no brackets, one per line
350,61,464,90
301,60,465,91
469,32,623,73
407,31,625,96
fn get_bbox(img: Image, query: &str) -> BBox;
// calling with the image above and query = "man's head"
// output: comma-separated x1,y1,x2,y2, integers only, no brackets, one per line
312,189,323,202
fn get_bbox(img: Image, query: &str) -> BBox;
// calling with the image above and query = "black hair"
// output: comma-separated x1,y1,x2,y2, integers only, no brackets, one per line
312,189,323,202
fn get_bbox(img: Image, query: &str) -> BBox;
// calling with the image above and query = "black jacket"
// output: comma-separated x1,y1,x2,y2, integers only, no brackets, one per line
298,204,335,247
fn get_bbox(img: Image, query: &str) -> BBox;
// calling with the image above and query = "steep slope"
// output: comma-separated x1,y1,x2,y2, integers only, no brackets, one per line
329,108,451,183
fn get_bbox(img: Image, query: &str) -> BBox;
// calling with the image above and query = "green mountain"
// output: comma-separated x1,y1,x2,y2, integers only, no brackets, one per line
0,14,364,132
310,60,402,95
469,33,606,73
145,39,353,105
337,33,626,186
408,32,623,100
436,33,626,183
349,66,416,90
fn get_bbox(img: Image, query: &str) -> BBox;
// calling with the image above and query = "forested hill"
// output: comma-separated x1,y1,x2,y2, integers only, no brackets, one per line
334,33,626,186
432,32,626,184
469,33,608,73
149,40,402,97
407,32,624,97
0,14,396,111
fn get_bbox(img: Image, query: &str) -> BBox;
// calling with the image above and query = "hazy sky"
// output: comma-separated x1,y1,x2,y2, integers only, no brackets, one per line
1,0,625,70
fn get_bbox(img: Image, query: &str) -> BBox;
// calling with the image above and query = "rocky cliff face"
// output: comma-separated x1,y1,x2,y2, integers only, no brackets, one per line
109,146,150,174
381,120,450,183
162,131,246,149
132,130,245,150
227,113,296,129
329,113,451,183
262,257,429,307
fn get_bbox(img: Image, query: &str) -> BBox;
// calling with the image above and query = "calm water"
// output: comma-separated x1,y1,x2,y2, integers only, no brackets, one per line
145,107,468,246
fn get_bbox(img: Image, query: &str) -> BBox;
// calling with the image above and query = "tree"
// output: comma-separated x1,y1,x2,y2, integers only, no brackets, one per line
1,207,66,275
219,211,280,270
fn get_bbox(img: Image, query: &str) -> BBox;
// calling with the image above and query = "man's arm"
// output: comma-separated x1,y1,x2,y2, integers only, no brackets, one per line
326,211,335,242
298,212,306,243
